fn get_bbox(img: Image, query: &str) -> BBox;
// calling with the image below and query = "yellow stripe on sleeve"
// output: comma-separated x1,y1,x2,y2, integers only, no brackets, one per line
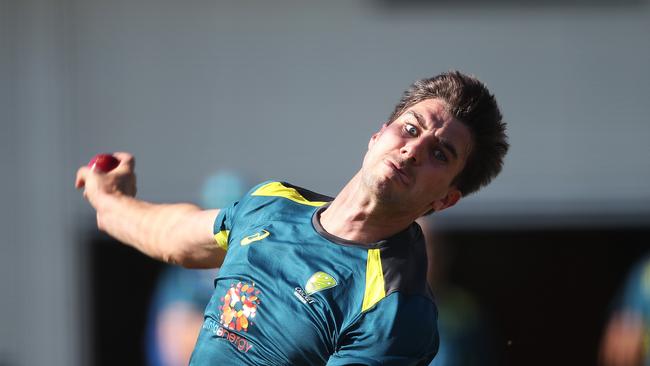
362,248,386,312
251,182,327,207
214,230,230,251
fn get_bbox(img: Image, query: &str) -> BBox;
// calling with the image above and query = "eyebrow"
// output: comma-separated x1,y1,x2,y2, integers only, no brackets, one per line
407,111,459,160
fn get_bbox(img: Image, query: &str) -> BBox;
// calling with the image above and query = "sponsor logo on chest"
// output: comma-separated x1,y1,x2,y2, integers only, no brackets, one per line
203,318,254,353
209,281,262,353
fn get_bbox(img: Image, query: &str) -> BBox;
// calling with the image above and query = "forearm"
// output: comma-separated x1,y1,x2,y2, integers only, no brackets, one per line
96,194,221,267
75,153,223,267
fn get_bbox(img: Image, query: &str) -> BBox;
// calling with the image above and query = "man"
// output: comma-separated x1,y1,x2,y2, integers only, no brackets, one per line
76,71,508,365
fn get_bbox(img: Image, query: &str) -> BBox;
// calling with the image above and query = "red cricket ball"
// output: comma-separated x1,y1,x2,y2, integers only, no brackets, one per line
88,154,120,172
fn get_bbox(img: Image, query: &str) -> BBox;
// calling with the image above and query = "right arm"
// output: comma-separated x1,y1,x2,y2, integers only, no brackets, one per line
75,152,225,268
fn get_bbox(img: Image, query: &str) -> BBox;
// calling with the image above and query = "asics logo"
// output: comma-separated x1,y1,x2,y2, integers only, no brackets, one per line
241,230,270,245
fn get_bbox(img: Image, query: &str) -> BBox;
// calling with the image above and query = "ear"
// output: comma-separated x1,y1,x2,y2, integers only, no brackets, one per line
368,123,389,150
430,187,462,213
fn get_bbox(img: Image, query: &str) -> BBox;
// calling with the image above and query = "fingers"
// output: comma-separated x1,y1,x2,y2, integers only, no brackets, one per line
75,166,91,189
111,152,137,197
76,152,138,200
113,152,135,170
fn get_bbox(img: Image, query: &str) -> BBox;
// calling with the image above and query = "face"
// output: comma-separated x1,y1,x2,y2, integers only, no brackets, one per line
361,98,472,216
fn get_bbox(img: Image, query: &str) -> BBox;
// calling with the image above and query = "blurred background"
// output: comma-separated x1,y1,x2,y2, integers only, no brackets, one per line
1,0,649,364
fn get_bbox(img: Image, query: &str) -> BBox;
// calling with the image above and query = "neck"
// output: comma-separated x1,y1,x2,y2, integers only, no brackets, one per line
319,172,419,244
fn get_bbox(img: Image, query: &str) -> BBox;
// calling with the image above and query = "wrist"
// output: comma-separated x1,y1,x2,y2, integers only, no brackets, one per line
94,190,128,215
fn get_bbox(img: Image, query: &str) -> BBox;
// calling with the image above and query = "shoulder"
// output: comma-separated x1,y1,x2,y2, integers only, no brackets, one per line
244,181,333,206
217,180,332,226
232,180,332,216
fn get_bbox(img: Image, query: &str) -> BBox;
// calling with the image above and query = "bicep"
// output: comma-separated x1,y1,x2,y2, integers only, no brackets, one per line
172,208,226,269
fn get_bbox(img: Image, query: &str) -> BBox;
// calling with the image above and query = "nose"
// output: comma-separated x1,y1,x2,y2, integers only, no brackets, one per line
400,141,423,165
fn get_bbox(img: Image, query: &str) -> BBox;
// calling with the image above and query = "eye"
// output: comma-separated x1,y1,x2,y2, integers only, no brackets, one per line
432,149,448,162
404,123,418,136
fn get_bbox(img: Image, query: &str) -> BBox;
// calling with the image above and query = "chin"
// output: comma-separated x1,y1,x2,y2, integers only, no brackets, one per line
362,170,404,200
373,182,404,204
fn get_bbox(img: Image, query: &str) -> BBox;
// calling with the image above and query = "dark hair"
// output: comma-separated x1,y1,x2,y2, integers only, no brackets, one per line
388,70,509,197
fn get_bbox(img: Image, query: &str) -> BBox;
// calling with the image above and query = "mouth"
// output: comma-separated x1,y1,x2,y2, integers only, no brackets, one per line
384,159,411,186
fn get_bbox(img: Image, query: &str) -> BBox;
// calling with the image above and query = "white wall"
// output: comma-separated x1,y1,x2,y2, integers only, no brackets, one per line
1,0,84,364
69,0,650,221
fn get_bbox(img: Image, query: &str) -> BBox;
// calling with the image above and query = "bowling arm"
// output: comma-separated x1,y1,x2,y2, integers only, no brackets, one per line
75,152,225,268
95,195,224,268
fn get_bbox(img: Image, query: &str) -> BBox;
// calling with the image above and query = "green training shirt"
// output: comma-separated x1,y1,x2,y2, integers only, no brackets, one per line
190,181,439,365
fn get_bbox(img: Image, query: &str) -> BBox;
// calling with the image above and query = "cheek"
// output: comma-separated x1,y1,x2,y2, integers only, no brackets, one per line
417,172,450,198
374,128,403,147
361,149,382,173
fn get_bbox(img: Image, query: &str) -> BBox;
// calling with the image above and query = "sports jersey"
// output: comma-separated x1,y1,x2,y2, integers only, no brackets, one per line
190,181,439,365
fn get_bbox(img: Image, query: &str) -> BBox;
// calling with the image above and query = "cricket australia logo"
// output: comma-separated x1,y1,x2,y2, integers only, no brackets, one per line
294,271,337,305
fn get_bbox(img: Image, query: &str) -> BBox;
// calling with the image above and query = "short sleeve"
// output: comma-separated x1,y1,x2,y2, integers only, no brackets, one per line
327,293,439,366
212,198,240,252
211,180,274,252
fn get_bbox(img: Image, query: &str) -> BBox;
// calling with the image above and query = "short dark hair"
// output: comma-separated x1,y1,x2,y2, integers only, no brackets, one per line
388,70,509,197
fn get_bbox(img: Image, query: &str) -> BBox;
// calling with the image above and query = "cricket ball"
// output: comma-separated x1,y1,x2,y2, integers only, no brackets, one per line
88,154,120,172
